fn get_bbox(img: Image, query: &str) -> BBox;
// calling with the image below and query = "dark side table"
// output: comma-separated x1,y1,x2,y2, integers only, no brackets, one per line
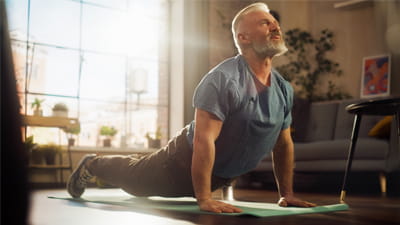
340,97,400,203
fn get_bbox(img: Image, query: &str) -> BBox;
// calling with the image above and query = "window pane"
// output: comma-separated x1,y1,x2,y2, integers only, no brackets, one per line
80,53,126,101
127,59,160,105
30,0,80,48
27,45,80,97
13,0,170,149
83,0,128,10
25,94,79,146
26,126,63,145
128,0,165,18
82,5,127,54
79,100,125,147
11,40,27,94
5,0,28,41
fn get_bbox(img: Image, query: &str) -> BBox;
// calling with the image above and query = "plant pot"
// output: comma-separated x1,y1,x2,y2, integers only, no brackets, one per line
148,139,161,148
68,138,75,146
31,149,43,165
44,155,56,165
52,110,68,117
43,149,58,165
44,154,56,165
103,139,111,147
33,109,43,116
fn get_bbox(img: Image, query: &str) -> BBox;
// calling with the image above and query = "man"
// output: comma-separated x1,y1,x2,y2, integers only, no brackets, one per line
67,2,316,214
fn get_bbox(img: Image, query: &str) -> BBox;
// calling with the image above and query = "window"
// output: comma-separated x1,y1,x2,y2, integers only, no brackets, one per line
6,0,170,148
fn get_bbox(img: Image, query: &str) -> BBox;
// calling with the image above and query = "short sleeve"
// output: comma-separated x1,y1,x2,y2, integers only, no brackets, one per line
281,82,294,130
192,71,237,121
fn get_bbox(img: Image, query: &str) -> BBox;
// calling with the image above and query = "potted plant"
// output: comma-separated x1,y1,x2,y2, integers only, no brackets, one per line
52,102,68,117
31,98,44,116
38,144,62,165
100,126,117,147
145,126,162,148
63,124,80,146
275,28,351,101
24,136,42,165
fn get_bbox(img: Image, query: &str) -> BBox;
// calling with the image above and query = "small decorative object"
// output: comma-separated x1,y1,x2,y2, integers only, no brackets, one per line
52,102,68,117
100,126,118,147
38,144,62,165
145,126,162,149
63,124,81,146
361,54,391,98
31,98,44,116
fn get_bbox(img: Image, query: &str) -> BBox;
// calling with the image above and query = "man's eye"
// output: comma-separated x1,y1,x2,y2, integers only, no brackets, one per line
262,21,270,25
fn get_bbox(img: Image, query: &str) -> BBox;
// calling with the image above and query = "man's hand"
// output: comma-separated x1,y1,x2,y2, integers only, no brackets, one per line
277,195,316,207
198,198,243,213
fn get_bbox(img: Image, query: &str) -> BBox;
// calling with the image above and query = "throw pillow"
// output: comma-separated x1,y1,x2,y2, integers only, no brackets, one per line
368,116,393,139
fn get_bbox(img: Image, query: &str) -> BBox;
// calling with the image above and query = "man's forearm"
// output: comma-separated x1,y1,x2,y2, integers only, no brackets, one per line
191,139,215,202
272,140,295,197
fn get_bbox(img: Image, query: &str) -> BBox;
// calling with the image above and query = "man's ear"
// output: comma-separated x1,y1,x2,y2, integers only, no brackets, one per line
238,33,251,45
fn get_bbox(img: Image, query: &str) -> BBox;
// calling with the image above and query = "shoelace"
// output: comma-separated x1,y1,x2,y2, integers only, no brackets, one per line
77,168,93,187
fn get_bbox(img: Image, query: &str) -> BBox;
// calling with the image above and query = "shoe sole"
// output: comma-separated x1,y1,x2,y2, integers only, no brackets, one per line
67,154,96,198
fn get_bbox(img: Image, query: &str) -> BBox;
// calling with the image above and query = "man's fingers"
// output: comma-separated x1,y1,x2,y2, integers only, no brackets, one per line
199,200,242,213
278,197,317,208
218,202,243,213
304,201,317,207
295,200,317,207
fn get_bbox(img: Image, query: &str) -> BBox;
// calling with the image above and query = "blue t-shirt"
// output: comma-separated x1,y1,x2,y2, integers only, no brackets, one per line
186,55,293,178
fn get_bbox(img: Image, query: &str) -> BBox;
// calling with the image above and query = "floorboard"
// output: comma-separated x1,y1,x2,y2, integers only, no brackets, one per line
28,187,400,225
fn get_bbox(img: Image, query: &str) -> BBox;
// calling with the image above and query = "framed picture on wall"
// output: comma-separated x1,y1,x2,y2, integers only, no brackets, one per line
360,54,391,98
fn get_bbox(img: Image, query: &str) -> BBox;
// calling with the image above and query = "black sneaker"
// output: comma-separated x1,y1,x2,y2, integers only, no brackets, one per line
67,154,96,198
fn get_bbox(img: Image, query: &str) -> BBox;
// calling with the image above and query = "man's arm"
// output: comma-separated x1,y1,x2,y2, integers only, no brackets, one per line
272,127,316,207
191,108,242,213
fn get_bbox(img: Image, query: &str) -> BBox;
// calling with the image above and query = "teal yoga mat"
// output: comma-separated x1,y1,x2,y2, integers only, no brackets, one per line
49,193,348,217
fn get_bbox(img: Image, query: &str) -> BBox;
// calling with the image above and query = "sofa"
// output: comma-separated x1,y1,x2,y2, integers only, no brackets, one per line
250,98,400,192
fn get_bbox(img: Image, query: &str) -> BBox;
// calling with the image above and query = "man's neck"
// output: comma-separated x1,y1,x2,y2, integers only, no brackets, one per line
242,52,273,86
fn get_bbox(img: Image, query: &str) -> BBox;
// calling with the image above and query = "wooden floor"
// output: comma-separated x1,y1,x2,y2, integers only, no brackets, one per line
29,187,400,225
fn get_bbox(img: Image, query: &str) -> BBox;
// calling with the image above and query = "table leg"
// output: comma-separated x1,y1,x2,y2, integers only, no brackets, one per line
396,111,400,137
340,114,362,203
222,185,234,201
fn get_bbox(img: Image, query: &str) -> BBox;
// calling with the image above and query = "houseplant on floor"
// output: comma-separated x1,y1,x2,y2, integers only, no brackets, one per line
38,144,62,165
276,28,351,101
24,135,41,165
100,126,117,147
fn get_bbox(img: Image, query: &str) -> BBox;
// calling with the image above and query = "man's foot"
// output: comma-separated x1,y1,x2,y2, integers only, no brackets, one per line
67,154,96,198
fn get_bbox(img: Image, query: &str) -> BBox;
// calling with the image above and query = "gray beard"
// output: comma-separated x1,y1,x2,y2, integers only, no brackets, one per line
253,40,288,58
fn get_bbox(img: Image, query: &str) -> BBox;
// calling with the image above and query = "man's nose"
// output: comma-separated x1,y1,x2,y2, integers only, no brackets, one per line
270,22,280,32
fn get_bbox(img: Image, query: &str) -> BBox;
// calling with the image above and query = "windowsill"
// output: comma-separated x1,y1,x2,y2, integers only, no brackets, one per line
69,146,158,154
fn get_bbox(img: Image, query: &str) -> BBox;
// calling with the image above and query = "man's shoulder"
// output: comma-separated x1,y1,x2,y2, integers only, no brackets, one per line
272,68,293,95
208,55,242,78
272,69,291,86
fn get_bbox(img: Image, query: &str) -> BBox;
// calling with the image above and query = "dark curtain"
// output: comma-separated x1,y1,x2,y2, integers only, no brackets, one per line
1,1,30,225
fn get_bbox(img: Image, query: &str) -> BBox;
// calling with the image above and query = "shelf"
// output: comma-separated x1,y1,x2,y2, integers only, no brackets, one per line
333,0,372,9
21,115,79,129
29,165,72,170
22,115,76,183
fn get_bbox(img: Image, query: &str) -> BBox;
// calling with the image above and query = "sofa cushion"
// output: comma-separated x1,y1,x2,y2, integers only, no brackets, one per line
334,99,384,139
293,160,386,172
300,101,338,142
291,98,311,142
293,138,388,161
